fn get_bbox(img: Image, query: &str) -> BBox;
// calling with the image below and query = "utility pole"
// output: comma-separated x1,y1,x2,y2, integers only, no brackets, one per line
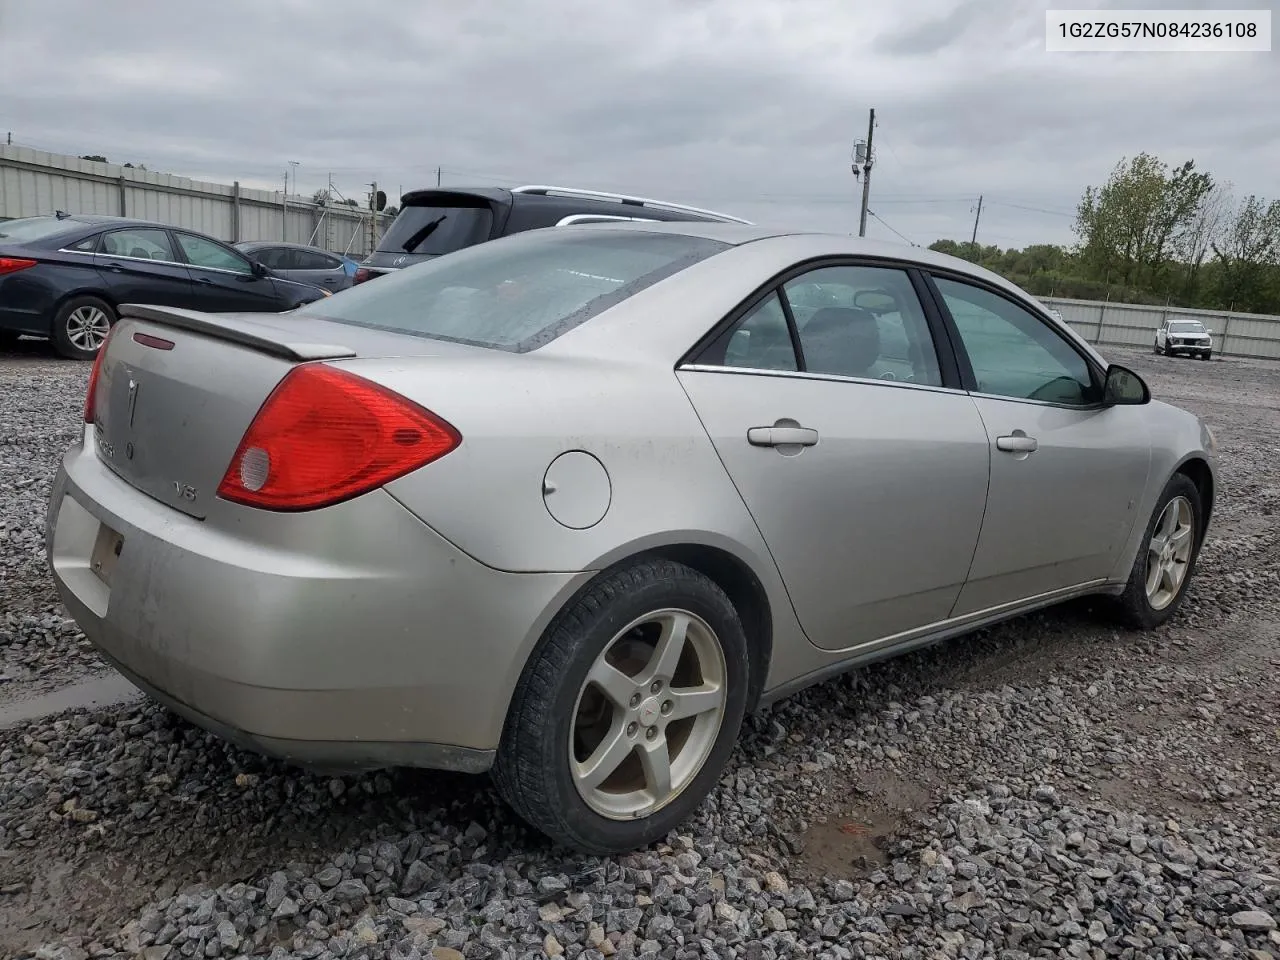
368,181,378,257
437,166,442,187
858,108,875,238
287,161,300,242
282,171,289,241
970,194,984,247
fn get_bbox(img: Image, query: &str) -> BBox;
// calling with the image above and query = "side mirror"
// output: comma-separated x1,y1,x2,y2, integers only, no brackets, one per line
251,260,270,278
1103,364,1150,406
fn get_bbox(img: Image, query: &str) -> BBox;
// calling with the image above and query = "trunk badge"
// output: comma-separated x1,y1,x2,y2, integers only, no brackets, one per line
127,378,140,427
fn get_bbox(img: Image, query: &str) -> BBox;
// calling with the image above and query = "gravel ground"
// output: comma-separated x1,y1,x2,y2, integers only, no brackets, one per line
0,340,1277,960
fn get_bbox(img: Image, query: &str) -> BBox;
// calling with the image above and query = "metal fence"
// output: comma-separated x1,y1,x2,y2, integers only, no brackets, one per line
1041,296,1280,361
0,145,392,257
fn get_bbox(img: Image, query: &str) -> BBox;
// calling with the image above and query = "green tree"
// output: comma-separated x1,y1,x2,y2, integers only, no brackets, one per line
1074,153,1213,291
1211,194,1280,313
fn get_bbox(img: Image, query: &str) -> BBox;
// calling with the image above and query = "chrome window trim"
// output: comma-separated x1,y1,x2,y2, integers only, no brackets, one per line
677,362,966,398
679,363,1108,411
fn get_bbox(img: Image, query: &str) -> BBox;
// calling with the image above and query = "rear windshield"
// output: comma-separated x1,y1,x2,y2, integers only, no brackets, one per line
377,203,495,256
0,216,81,243
301,228,729,352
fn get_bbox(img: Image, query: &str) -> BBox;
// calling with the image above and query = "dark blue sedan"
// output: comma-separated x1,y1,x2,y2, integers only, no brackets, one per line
0,214,330,359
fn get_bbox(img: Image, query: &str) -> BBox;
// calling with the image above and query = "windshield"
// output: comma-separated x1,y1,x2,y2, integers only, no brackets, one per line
0,216,82,243
377,203,495,256
1170,321,1206,333
301,228,729,352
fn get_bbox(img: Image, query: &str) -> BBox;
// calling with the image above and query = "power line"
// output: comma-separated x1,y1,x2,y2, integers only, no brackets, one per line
986,199,1076,218
867,209,915,246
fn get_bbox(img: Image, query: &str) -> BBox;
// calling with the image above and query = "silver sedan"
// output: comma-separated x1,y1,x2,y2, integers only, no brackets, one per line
46,222,1216,853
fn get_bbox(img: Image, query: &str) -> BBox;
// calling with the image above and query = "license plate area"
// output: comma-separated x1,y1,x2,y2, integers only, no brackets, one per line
90,523,124,586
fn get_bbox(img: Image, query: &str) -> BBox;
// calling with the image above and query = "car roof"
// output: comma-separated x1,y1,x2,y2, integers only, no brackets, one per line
56,214,170,229
545,221,1063,310
235,240,340,251
558,220,1006,272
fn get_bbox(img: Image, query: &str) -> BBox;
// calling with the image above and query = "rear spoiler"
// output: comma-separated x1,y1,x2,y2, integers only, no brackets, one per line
118,304,357,362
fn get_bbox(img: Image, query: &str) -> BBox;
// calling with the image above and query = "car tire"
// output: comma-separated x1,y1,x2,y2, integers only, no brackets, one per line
1152,341,1160,354
1202,352,1211,361
493,557,750,854
1112,472,1203,631
52,296,116,361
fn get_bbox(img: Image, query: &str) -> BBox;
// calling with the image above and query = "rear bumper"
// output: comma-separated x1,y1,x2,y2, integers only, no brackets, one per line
46,433,590,772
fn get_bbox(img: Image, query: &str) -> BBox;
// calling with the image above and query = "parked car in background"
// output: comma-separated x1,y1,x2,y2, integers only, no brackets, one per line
354,184,750,284
235,240,357,293
0,214,329,359
1155,317,1213,360
49,222,1216,853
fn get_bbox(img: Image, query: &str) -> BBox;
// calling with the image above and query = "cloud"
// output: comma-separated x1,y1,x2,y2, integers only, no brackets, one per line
0,0,1273,250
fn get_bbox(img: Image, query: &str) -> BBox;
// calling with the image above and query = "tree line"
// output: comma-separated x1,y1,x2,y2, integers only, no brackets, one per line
930,153,1280,316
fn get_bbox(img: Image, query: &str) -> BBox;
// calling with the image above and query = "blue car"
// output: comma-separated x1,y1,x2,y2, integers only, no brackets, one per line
0,213,329,360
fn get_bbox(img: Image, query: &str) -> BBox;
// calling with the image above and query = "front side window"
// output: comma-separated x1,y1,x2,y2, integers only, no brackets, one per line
101,228,175,262
301,229,729,352
933,276,1098,406
784,266,944,386
177,234,253,275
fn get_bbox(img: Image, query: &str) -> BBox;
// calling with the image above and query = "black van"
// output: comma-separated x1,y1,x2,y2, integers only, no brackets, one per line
354,184,749,284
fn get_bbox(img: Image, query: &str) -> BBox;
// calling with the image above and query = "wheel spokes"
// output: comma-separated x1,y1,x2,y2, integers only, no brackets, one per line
587,659,637,710
666,683,724,722
574,720,633,791
644,612,689,682
638,737,672,801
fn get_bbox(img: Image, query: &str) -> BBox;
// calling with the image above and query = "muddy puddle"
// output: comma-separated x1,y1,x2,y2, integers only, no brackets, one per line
0,672,141,730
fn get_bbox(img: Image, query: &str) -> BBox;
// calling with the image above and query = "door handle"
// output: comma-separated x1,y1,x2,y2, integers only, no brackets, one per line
747,425,819,447
996,434,1038,453
105,262,124,271
323,277,337,285
196,277,214,285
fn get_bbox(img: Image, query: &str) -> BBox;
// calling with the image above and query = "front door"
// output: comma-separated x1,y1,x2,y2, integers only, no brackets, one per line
929,276,1152,616
678,263,992,652
174,232,281,312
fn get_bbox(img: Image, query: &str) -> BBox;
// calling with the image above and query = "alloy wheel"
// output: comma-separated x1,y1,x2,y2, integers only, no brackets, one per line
66,305,112,352
569,608,727,820
1146,495,1195,610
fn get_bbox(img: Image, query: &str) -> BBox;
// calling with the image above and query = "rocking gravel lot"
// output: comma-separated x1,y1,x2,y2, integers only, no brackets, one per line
0,338,1277,960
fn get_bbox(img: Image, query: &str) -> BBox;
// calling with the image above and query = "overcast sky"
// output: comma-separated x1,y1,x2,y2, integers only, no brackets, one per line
0,0,1273,249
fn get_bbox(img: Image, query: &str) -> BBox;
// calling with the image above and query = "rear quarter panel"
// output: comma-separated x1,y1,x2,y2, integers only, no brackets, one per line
0,256,103,334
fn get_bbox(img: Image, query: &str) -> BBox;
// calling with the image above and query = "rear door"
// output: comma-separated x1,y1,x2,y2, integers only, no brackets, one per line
174,232,281,312
928,275,1151,615
93,227,196,308
287,248,349,290
678,262,991,652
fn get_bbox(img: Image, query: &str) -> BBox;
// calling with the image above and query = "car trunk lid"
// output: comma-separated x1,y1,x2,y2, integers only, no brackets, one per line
90,304,484,519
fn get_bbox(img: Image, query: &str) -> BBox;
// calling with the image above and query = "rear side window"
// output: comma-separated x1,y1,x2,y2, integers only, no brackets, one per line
302,229,729,352
0,217,82,243
378,202,495,256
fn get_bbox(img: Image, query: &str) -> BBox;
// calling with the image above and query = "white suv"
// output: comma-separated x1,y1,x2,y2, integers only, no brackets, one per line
1155,317,1213,360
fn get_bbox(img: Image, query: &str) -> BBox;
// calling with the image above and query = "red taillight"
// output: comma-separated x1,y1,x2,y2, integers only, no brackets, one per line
353,268,372,285
83,326,116,423
0,257,37,277
216,364,460,511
